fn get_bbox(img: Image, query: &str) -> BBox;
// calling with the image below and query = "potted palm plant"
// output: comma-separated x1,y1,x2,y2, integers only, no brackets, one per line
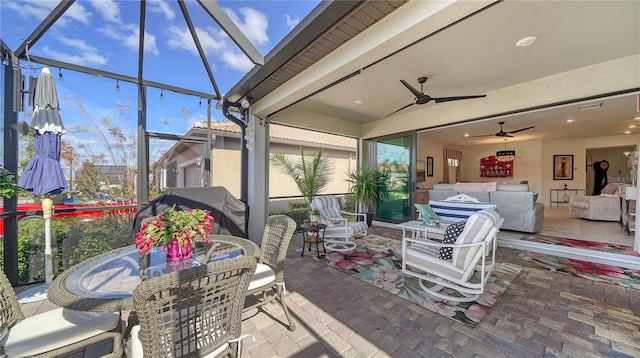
345,165,388,226
270,147,332,224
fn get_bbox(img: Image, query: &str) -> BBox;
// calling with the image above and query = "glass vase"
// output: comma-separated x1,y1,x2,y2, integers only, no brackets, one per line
165,238,193,262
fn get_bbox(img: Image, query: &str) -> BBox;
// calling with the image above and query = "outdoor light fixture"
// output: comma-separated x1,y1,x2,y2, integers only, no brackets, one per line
160,89,164,99
116,80,120,91
58,68,63,81
2,53,8,66
240,97,250,109
199,98,202,107
496,139,515,162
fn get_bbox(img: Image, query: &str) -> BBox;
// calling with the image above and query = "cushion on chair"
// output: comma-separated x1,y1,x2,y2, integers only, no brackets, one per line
451,209,498,270
323,221,368,238
248,263,275,291
404,244,467,280
312,196,343,225
428,200,496,222
439,221,466,260
1,308,120,357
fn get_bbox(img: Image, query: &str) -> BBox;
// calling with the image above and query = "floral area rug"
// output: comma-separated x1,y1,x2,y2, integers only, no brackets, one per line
520,233,639,256
514,234,640,289
300,234,521,328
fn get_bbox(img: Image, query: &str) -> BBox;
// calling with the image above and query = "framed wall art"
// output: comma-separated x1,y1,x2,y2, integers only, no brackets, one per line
427,156,434,177
553,154,573,180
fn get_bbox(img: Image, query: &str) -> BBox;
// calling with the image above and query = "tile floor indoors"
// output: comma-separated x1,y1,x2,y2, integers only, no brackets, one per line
499,206,635,247
14,211,640,358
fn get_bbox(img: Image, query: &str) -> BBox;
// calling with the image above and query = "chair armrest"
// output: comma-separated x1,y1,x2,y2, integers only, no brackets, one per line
340,210,367,219
325,216,347,224
402,236,486,249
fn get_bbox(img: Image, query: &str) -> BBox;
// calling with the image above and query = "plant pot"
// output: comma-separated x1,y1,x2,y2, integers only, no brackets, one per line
309,215,320,226
165,238,193,262
358,213,374,227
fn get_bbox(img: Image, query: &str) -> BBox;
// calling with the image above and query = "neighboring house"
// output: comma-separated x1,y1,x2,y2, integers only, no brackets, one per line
151,120,357,205
95,165,129,187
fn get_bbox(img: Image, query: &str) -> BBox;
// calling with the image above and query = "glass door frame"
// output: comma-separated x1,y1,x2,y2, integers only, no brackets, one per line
363,130,417,224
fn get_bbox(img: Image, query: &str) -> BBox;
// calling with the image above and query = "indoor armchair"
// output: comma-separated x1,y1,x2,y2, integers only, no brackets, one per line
569,194,621,221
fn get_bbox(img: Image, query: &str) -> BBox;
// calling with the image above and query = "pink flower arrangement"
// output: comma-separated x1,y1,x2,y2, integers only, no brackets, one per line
134,206,214,256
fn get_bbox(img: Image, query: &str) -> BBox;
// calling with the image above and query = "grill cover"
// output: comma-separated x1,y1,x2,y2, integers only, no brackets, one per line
133,187,247,238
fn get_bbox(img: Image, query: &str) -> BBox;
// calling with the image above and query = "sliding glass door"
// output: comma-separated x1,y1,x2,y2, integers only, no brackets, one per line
372,133,415,222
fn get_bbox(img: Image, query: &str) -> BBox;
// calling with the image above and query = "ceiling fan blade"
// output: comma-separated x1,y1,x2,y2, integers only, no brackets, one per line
386,102,414,117
432,95,486,103
400,80,424,98
466,133,497,138
508,125,535,134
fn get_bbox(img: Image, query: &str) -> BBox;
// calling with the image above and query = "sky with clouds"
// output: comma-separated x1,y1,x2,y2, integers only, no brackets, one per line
1,0,320,167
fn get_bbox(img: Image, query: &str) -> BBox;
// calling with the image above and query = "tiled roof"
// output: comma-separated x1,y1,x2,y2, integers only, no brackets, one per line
194,120,356,149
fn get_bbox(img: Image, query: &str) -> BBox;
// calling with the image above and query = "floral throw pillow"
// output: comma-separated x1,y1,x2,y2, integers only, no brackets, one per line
439,220,466,260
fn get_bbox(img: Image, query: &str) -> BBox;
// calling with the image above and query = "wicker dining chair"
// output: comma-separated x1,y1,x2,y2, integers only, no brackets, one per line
244,215,297,331
0,270,123,357
127,256,256,358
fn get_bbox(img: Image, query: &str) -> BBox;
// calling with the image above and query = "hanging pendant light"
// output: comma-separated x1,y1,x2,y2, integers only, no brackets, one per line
496,139,515,162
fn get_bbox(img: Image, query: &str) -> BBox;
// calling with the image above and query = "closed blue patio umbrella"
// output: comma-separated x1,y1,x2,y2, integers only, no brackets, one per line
17,67,67,288
18,67,67,196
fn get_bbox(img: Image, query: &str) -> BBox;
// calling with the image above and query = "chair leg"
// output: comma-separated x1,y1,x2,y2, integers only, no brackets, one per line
276,283,296,331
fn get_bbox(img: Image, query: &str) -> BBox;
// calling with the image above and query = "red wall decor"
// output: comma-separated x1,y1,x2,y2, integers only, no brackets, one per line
480,155,513,177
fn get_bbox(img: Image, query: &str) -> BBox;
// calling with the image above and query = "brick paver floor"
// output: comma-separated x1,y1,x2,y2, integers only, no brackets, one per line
15,225,640,357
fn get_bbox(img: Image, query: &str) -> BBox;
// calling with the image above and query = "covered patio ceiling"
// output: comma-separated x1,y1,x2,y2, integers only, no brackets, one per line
227,0,640,146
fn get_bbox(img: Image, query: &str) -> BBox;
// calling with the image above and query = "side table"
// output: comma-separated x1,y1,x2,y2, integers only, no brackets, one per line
301,223,327,259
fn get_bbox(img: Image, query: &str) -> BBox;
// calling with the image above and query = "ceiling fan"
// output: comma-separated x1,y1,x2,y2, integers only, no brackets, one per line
386,76,486,117
467,121,535,138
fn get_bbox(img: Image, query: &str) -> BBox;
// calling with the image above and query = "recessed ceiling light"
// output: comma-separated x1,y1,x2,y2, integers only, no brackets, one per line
354,99,364,105
630,125,636,128
566,119,574,123
635,116,640,120
625,131,631,134
516,36,537,47
464,134,469,137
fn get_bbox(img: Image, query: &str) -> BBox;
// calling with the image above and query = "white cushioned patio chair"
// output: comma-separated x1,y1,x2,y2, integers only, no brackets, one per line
127,256,256,358
0,269,123,357
402,209,504,302
311,196,368,252
244,215,297,331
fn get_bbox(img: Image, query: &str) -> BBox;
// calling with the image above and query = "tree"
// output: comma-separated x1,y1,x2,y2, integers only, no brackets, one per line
270,147,333,207
74,160,101,195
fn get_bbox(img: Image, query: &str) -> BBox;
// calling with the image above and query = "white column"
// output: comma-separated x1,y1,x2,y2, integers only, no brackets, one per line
247,114,269,244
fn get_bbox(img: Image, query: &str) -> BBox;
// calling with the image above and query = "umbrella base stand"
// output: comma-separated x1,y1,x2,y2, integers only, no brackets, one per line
17,283,50,303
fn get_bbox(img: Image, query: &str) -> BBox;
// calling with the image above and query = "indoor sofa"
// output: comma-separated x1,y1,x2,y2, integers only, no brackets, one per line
428,183,544,233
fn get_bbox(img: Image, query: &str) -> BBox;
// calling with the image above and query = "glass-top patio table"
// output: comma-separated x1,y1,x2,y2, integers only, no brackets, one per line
47,235,260,312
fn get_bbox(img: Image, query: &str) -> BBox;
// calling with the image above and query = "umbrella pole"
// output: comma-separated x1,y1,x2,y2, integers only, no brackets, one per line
42,198,54,284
